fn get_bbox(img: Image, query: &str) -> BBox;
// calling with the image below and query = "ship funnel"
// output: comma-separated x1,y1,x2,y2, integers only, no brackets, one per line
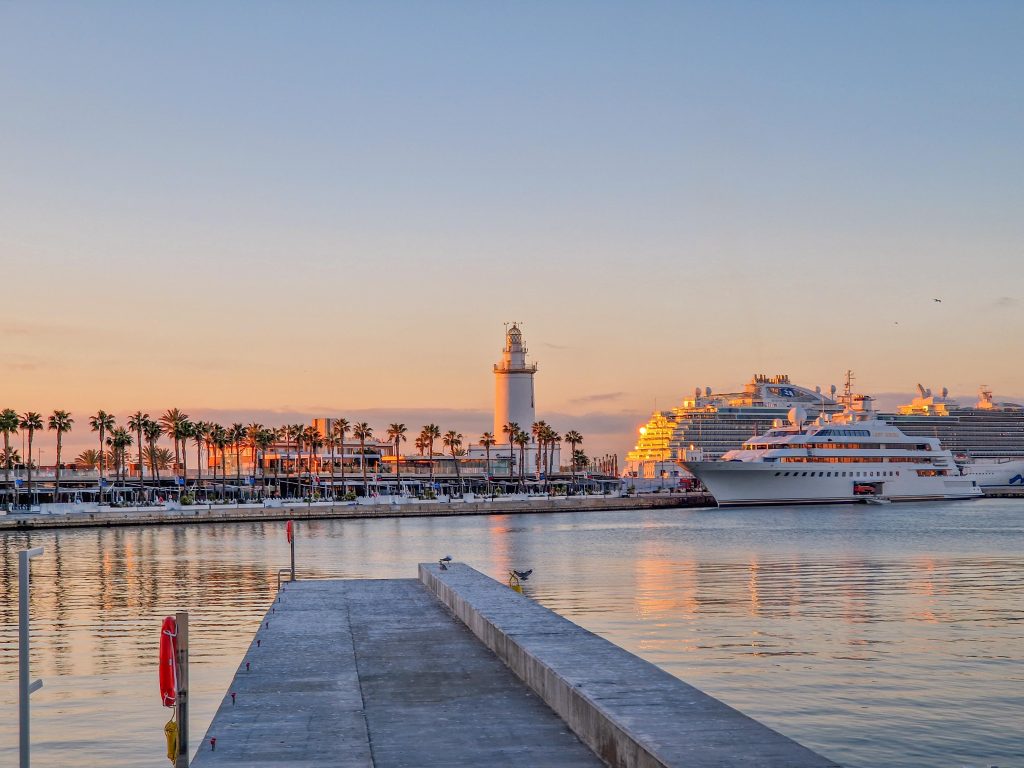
942,387,949,398
917,383,927,398
830,384,837,397
705,386,712,397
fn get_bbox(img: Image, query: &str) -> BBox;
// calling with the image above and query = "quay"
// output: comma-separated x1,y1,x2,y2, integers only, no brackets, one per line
0,493,713,531
192,564,836,768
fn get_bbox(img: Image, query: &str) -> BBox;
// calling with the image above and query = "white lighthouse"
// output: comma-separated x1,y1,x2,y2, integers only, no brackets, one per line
493,324,537,440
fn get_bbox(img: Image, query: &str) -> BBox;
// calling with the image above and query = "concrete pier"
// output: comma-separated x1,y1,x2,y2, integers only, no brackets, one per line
193,566,837,768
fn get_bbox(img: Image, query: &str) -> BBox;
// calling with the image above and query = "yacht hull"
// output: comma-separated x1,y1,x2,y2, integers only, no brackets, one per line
683,461,982,506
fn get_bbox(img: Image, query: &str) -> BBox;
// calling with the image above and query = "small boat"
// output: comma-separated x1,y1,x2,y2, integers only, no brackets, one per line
864,497,891,505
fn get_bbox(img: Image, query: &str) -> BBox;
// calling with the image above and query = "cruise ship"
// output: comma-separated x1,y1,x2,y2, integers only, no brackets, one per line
682,398,982,506
884,385,1024,489
626,373,1024,489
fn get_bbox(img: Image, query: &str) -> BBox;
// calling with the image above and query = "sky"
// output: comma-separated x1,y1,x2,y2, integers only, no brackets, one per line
2,1,1022,459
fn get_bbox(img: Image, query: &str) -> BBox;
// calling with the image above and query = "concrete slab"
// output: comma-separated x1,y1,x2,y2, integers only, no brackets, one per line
192,578,601,767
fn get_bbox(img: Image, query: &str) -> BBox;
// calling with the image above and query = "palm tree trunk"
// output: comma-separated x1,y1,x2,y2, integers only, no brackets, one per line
360,438,367,495
2,431,9,508
27,431,34,501
395,439,401,491
136,427,144,496
340,437,346,496
54,432,62,503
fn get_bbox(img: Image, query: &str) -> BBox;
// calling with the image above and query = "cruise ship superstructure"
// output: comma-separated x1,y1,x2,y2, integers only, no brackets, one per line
625,374,844,480
883,385,1024,489
682,398,982,506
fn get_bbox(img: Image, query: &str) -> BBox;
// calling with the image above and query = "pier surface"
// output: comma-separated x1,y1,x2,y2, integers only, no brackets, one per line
192,578,600,767
194,566,836,768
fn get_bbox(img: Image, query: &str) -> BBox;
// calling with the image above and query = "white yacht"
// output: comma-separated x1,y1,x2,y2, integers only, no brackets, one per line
682,397,982,506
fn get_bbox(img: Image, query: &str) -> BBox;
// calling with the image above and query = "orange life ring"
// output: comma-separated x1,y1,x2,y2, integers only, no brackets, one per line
159,616,178,707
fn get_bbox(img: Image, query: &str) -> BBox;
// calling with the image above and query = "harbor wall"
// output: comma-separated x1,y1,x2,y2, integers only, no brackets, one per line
0,493,713,531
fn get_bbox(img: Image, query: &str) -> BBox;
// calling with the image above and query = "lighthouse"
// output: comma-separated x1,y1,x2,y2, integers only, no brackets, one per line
493,324,537,440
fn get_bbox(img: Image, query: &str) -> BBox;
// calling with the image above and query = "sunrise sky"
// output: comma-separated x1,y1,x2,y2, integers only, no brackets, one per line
2,2,1022,457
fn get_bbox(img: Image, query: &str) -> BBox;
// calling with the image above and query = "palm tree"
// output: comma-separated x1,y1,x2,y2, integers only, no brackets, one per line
543,427,560,493
89,411,116,487
422,424,441,484
47,410,74,503
176,420,194,485
302,425,323,496
19,412,43,501
228,423,247,490
255,429,276,493
160,408,188,471
531,420,547,479
443,430,463,488
145,446,174,472
1,448,22,488
513,430,530,489
143,420,164,488
107,427,133,486
387,423,407,491
127,411,149,493
246,422,264,484
290,423,306,476
192,421,210,492
210,424,229,498
502,421,520,480
414,435,427,456
564,430,583,487
479,432,495,490
76,449,101,470
333,418,351,496
352,422,373,496
0,409,19,508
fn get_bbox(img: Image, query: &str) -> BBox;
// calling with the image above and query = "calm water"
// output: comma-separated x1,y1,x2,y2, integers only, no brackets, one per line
2,500,1022,767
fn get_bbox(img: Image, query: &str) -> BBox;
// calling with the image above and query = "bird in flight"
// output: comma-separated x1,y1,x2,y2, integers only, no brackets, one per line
933,298,942,303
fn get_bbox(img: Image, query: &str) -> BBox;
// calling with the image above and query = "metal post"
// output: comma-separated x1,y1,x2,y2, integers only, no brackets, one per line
290,530,295,582
175,611,189,768
19,546,44,768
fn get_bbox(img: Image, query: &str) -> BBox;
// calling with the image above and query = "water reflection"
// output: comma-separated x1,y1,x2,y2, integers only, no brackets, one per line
1,500,1022,767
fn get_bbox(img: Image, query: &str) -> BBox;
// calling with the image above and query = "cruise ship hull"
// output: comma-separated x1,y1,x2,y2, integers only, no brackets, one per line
960,458,1024,489
683,461,983,506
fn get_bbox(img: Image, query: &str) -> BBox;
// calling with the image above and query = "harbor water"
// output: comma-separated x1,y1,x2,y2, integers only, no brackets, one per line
1,499,1022,767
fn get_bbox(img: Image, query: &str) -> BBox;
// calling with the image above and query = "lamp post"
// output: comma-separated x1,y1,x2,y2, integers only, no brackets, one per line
19,546,44,768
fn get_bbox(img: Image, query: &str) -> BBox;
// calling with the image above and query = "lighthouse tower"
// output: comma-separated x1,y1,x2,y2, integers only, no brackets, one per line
493,324,537,440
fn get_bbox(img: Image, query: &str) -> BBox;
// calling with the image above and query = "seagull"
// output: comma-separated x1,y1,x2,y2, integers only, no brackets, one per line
439,555,453,570
512,569,533,580
933,298,942,303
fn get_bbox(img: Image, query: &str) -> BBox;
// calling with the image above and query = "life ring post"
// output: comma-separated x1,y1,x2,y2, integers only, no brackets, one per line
174,611,189,768
287,520,296,581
